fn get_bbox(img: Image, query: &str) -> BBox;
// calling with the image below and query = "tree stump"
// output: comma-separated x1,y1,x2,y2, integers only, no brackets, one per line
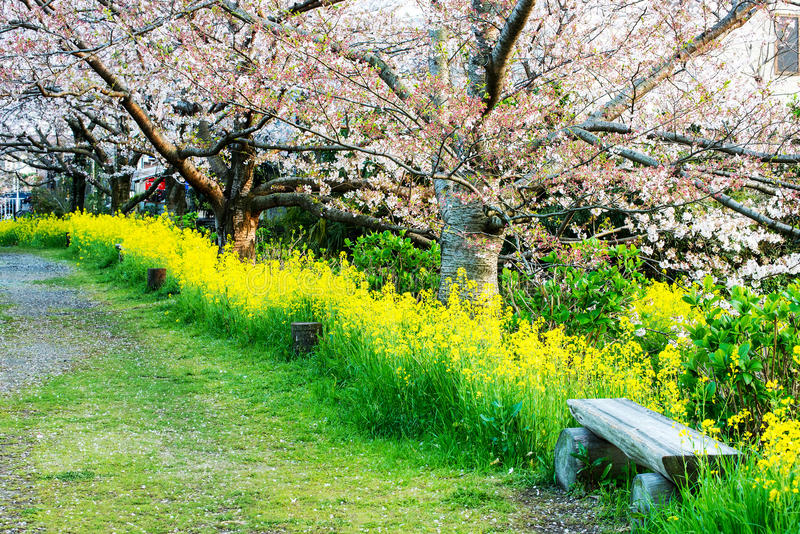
291,322,322,354
147,268,167,291
630,472,678,514
554,427,633,490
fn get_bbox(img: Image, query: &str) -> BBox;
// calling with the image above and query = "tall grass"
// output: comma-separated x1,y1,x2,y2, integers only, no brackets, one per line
643,455,800,533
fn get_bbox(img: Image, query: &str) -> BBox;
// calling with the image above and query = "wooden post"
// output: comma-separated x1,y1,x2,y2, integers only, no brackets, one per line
147,268,167,291
631,472,678,514
291,322,322,354
554,427,633,490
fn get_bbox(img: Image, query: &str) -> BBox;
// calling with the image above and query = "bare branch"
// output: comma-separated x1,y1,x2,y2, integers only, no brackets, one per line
250,192,435,247
120,175,165,214
590,1,761,121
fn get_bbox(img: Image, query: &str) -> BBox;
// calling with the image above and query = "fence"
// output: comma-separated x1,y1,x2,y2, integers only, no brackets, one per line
0,194,27,220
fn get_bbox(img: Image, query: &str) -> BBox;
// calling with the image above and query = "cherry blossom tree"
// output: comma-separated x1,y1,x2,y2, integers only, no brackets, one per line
3,0,799,296
0,91,169,213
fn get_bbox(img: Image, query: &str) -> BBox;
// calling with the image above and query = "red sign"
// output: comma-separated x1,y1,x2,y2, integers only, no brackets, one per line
145,177,167,191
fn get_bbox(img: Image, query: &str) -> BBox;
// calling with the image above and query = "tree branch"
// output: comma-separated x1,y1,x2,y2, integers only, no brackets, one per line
485,0,536,113
250,192,435,247
570,127,800,240
590,0,761,121
120,175,165,214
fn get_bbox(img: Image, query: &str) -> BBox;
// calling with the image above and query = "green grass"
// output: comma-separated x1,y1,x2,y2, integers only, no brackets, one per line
0,249,598,533
640,459,800,534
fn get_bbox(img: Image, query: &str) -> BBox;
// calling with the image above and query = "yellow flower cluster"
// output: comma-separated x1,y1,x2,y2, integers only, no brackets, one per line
750,407,800,505
629,280,700,342
46,214,683,458
758,409,800,477
0,215,69,247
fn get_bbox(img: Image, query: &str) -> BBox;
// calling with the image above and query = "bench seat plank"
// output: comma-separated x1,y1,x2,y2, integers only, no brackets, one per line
567,398,739,484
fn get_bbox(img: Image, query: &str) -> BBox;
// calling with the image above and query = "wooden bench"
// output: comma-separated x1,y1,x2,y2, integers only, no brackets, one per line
555,398,740,513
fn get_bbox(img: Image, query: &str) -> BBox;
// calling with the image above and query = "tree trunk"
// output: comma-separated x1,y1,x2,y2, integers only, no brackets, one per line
110,174,131,213
165,176,187,216
435,182,504,301
70,173,86,212
218,207,260,260
212,141,261,261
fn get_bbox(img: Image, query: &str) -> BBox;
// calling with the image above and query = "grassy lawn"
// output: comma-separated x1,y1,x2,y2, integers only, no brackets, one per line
0,249,555,533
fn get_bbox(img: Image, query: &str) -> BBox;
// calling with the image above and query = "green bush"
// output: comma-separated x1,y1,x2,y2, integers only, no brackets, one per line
501,241,645,342
345,231,441,296
681,279,800,436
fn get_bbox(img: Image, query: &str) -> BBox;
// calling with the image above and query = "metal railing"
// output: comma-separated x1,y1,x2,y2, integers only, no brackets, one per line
0,196,21,220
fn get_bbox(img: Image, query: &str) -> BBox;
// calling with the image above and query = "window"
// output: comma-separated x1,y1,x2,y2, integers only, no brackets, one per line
776,16,800,74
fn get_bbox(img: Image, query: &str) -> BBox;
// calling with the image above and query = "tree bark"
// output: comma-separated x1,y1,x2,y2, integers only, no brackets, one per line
217,202,260,261
211,141,262,260
165,176,187,216
110,174,131,212
436,182,504,301
70,172,86,212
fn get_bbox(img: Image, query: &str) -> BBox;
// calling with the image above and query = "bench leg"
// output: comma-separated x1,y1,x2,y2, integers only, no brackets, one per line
554,427,632,490
631,472,678,514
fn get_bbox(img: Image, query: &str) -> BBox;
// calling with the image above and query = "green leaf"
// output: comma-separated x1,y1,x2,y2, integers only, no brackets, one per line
509,401,523,419
738,342,751,358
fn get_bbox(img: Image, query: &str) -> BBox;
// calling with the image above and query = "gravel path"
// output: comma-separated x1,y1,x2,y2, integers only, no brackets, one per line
0,250,117,533
0,251,101,394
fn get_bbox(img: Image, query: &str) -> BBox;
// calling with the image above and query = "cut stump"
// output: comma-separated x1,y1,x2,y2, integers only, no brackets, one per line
631,472,678,514
291,322,322,354
147,268,167,291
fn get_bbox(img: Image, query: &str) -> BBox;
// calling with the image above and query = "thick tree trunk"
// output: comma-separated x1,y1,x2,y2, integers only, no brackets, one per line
436,182,504,301
110,174,131,213
212,141,261,261
217,204,260,260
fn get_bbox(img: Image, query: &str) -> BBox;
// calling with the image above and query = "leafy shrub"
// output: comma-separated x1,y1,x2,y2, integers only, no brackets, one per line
501,242,645,342
175,211,198,228
345,231,440,296
681,279,800,437
256,207,359,260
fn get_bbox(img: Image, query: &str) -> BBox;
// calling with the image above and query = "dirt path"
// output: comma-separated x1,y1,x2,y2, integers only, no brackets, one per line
0,250,120,532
